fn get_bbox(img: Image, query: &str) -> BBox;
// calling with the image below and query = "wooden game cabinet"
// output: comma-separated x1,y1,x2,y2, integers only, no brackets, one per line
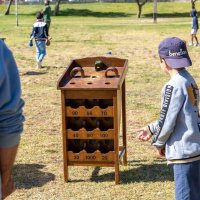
57,57,128,184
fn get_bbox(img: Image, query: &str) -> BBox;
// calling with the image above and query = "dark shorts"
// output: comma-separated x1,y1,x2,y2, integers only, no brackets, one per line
0,134,21,148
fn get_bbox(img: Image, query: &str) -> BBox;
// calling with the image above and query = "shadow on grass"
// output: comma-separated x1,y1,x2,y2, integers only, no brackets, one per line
90,161,173,183
12,9,132,18
8,12,37,17
58,8,132,17
144,12,190,18
13,164,55,189
23,71,47,76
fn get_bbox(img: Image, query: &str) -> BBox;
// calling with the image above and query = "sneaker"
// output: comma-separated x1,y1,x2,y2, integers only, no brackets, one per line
188,42,193,46
36,61,42,69
194,43,199,46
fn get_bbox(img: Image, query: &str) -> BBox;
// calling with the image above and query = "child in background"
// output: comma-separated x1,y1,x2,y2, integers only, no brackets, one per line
189,9,199,46
42,0,51,33
29,12,49,69
138,37,200,200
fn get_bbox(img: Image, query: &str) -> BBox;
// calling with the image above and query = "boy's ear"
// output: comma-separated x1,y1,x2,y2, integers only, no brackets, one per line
160,58,165,63
163,59,171,70
161,59,170,68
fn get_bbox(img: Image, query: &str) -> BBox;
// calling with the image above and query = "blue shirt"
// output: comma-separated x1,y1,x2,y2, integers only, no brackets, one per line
0,40,25,135
192,16,199,30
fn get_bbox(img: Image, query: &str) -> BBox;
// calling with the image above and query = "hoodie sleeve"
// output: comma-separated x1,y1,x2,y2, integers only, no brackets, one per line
30,25,36,40
150,85,185,149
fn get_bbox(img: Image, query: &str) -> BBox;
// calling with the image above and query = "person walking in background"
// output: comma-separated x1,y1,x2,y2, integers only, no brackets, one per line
29,12,49,69
137,37,200,200
0,39,25,199
42,0,51,33
189,9,199,46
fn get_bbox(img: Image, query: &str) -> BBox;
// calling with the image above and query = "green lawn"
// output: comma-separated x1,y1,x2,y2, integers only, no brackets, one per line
1,2,200,200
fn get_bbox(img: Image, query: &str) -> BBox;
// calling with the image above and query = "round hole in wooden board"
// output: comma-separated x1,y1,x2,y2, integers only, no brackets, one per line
105,82,111,85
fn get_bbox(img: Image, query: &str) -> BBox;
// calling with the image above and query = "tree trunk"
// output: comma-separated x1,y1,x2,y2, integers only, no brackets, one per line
135,0,148,18
191,1,195,9
54,0,62,16
191,0,197,9
4,0,13,15
137,5,142,18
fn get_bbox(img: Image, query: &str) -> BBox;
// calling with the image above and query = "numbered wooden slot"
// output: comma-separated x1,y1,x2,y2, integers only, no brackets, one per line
65,99,85,108
99,140,114,153
67,117,113,132
99,117,113,131
68,150,114,162
67,117,85,131
67,139,86,153
67,128,114,139
66,99,113,117
66,106,113,117
99,99,113,108
85,99,99,108
85,140,100,153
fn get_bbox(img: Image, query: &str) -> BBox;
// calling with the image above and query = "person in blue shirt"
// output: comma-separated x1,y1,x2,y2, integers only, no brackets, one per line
138,37,200,200
189,9,199,46
0,40,25,199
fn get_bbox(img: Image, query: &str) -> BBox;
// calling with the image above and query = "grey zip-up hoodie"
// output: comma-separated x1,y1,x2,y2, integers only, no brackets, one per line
0,40,24,135
149,69,200,161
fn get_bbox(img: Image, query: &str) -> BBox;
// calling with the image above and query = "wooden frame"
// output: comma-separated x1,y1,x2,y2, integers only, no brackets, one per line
58,57,128,184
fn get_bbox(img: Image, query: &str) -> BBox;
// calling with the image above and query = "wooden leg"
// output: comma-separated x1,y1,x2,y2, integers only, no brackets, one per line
61,91,68,182
122,81,127,165
114,92,120,184
64,165,68,183
115,163,120,184
63,139,68,182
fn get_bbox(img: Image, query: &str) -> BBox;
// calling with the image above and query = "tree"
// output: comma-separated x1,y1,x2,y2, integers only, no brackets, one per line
135,0,148,18
4,0,14,15
54,0,63,16
191,0,197,9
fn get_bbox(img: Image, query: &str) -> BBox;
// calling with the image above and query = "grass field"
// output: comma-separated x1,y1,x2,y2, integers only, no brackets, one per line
1,2,200,200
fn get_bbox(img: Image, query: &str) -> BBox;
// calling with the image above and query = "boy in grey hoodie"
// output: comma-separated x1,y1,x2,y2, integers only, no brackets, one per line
138,37,200,200
0,40,25,199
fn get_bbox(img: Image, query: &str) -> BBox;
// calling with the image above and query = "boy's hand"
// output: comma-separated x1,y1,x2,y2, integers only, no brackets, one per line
137,127,152,141
29,40,33,47
157,148,165,157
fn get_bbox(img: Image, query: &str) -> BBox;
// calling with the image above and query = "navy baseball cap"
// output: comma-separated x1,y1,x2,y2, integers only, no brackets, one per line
158,37,192,68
